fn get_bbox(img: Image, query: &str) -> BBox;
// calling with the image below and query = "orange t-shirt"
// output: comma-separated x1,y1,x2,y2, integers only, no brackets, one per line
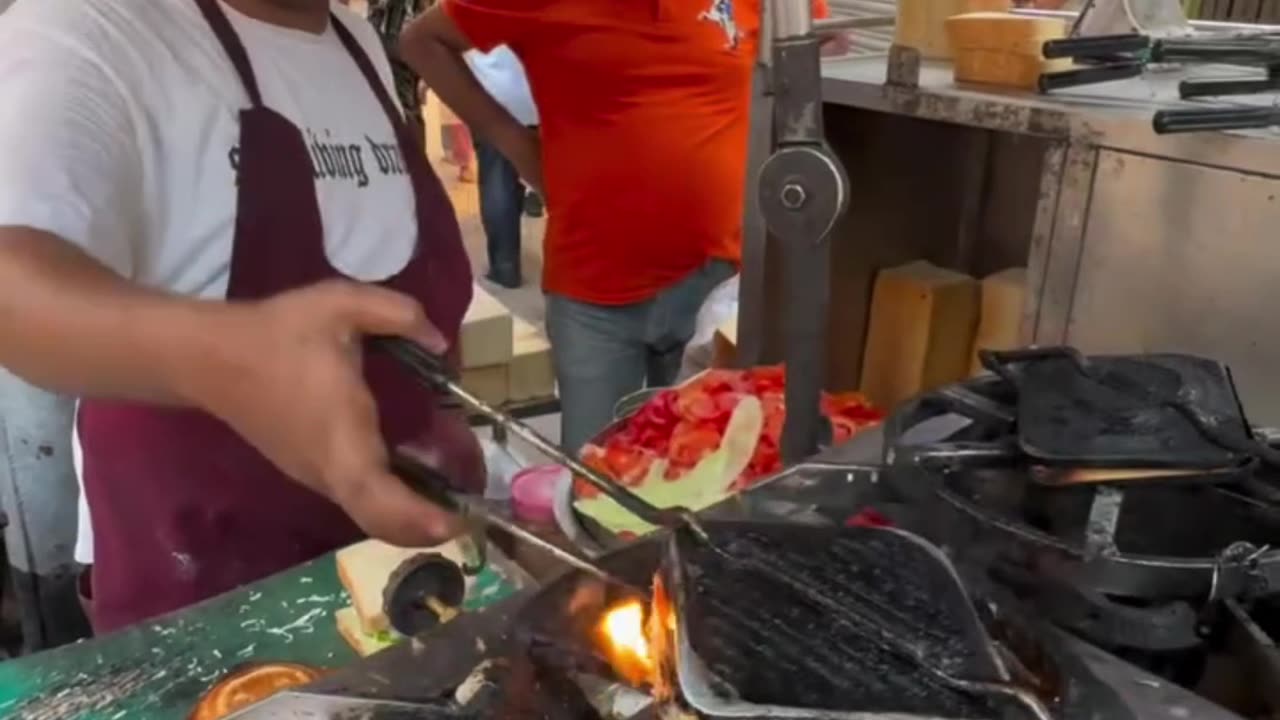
444,0,828,305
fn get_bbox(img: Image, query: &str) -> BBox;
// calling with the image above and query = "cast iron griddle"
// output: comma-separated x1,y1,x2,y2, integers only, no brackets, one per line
668,523,1003,717
1001,352,1251,469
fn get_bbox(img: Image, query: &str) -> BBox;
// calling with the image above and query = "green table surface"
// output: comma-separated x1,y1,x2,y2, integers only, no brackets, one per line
0,552,519,720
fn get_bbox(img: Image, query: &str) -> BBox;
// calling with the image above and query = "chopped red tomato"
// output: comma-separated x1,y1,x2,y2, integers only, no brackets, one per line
576,366,883,503
668,423,721,470
602,444,654,486
676,389,722,424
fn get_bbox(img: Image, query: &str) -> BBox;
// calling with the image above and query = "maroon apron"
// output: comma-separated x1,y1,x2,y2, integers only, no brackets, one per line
77,0,473,634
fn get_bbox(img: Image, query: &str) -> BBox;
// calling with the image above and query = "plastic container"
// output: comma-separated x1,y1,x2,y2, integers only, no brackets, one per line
511,464,567,527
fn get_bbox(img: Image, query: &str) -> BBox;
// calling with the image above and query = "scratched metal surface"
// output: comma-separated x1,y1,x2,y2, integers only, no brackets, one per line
0,553,519,720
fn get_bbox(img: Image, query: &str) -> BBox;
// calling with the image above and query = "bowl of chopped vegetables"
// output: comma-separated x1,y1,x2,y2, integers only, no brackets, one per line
553,366,885,552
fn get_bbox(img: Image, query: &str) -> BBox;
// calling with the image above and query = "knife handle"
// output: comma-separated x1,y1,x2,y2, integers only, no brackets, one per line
1038,63,1144,93
1042,34,1148,60
368,335,455,388
1153,106,1280,134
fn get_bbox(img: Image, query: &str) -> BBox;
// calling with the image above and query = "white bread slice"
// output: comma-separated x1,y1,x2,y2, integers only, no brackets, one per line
335,606,397,657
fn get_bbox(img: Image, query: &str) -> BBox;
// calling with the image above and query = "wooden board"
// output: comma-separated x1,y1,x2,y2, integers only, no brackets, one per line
508,317,555,402
461,364,508,405
460,284,513,370
970,267,1027,375
712,316,738,368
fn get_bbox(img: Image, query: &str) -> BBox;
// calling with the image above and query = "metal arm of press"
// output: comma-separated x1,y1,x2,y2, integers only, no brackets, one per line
757,0,850,464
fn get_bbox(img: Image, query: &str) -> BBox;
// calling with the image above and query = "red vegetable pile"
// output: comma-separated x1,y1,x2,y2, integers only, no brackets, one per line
576,366,883,499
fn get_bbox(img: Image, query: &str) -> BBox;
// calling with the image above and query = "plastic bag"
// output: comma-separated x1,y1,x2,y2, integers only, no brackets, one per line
677,274,739,382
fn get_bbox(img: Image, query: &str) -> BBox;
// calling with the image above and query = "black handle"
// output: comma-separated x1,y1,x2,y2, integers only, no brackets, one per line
1153,39,1280,66
1042,34,1148,60
1038,63,1144,93
1152,106,1280,134
367,335,454,389
1180,76,1280,99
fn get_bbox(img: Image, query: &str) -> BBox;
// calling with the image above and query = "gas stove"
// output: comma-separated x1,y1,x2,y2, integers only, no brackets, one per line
225,349,1268,720
880,348,1280,719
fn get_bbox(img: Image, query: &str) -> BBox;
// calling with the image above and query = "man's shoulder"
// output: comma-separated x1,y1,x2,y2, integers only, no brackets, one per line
1,0,187,69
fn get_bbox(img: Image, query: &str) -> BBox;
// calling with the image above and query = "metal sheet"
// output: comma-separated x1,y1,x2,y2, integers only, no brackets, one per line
1063,150,1280,425
819,56,1280,179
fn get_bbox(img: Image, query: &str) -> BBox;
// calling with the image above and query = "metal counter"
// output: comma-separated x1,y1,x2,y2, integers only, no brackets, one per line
743,53,1280,424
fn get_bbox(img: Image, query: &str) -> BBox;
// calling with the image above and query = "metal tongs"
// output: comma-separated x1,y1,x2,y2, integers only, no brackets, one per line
370,335,712,586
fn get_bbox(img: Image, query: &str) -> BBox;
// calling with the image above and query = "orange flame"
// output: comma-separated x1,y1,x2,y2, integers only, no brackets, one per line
597,598,655,686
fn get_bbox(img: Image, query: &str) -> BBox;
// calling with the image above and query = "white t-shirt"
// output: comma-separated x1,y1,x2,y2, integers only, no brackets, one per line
0,0,424,564
465,46,539,127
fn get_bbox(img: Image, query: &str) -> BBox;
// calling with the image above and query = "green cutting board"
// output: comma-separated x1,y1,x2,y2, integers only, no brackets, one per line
0,552,519,720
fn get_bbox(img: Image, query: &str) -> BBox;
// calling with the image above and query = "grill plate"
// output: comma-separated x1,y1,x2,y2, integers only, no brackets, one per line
667,523,1005,717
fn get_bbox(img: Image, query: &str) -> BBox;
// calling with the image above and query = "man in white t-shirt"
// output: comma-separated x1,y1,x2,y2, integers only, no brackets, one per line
465,45,538,288
0,0,480,632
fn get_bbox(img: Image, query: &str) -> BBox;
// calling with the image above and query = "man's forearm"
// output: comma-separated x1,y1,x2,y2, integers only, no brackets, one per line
398,12,526,154
0,227,242,406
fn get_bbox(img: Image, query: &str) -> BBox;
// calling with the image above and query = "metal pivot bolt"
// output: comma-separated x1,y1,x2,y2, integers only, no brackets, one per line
781,183,807,209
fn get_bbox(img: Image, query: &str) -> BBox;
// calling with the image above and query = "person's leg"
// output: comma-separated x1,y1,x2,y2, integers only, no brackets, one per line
522,125,544,218
545,294,649,454
644,260,738,386
473,139,524,288
524,187,544,218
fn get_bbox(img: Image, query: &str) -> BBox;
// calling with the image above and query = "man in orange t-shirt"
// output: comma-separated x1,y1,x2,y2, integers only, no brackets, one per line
401,0,830,452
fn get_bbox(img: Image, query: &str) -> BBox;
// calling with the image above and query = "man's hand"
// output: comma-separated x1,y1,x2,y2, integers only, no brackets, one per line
0,230,466,548
183,281,466,547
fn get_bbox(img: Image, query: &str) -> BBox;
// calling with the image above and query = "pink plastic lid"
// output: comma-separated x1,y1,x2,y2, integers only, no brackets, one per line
511,464,567,526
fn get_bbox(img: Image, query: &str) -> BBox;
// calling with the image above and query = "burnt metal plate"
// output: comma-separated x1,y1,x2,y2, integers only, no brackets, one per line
664,523,1004,718
1006,353,1250,470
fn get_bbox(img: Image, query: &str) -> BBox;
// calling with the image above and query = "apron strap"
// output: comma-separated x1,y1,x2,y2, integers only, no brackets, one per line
330,14,413,135
194,0,265,107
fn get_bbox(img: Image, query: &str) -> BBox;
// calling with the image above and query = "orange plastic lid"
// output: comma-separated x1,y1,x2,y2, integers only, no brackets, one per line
189,662,323,720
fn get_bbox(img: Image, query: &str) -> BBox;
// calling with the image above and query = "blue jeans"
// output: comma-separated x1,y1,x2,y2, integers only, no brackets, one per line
473,138,524,285
546,260,737,453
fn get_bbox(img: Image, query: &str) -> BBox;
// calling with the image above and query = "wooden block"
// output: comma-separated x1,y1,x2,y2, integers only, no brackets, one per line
970,267,1028,375
460,284,513,369
712,315,738,368
859,261,980,411
508,318,555,402
461,364,508,406
946,13,1070,90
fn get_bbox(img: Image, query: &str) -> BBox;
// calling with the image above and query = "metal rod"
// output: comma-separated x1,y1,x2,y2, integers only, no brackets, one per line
371,335,720,548
439,376,677,526
479,508,645,594
813,15,893,32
